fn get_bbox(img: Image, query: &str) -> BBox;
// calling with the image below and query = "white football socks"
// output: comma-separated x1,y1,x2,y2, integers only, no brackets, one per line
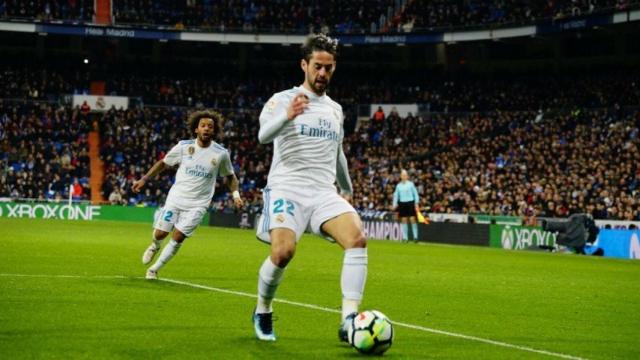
256,257,285,314
149,239,182,272
341,247,368,319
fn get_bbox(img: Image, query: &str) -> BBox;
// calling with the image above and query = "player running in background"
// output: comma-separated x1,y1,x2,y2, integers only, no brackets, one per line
393,169,420,242
253,34,367,342
132,110,243,279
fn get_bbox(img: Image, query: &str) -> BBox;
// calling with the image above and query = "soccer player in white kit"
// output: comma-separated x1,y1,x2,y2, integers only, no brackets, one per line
132,110,243,279
253,34,367,342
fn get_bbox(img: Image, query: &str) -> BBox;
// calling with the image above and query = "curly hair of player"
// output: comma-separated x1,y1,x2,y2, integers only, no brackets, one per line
186,110,225,138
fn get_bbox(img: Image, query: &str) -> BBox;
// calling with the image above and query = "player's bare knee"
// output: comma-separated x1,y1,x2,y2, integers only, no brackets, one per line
172,230,187,243
154,230,169,240
271,248,295,267
346,232,367,249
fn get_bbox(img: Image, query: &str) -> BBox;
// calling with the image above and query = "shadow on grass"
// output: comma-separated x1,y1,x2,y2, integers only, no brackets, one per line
223,335,403,358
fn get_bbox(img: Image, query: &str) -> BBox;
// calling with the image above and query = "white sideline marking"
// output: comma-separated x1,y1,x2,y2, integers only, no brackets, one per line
0,273,586,360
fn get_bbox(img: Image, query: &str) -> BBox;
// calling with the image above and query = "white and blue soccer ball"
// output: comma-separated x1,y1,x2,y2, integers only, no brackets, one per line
347,310,394,355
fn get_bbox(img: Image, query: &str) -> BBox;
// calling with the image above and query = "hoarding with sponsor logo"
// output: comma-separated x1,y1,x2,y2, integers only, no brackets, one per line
0,202,208,224
490,225,556,250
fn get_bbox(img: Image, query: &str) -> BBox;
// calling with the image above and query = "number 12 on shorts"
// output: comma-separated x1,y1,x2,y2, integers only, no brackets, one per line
273,199,295,216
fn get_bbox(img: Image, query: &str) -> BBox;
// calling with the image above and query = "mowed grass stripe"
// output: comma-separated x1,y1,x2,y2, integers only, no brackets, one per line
0,272,588,360
2,218,639,359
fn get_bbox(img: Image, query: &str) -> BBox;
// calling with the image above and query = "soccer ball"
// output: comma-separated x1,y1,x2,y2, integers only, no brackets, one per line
347,310,394,355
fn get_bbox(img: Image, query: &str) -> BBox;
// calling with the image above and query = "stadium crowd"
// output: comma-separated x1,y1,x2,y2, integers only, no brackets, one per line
94,104,640,221
99,71,640,112
1,67,639,220
0,0,94,22
0,67,90,101
1,1,634,33
110,0,635,33
3,66,637,112
0,101,92,201
351,107,640,221
104,75,282,111
403,0,634,31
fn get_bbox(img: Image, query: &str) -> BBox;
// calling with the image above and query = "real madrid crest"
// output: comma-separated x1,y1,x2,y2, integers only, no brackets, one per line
275,214,285,223
211,157,218,166
96,96,106,110
266,98,277,113
188,146,195,155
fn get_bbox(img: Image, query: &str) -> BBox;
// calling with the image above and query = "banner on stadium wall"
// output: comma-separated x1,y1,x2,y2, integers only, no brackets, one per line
369,104,419,118
423,223,489,246
536,13,613,35
209,211,255,229
362,220,404,241
489,225,556,250
238,212,489,244
36,23,181,40
104,205,160,223
428,213,469,223
594,220,640,230
474,215,522,225
72,95,129,111
358,210,395,221
0,202,102,220
361,217,489,244
338,33,444,45
594,230,640,260
0,202,209,225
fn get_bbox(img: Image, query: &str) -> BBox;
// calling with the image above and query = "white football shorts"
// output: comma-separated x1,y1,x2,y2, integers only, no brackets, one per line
256,186,356,243
153,204,207,237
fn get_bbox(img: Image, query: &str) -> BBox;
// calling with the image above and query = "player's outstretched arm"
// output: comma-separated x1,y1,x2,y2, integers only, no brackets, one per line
258,93,308,144
226,174,244,208
132,160,167,193
336,146,353,200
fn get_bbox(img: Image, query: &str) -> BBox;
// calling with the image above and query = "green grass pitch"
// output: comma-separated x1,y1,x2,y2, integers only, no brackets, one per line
1,217,639,359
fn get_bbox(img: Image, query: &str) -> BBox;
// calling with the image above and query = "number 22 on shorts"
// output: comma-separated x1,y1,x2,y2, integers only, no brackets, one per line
273,199,294,216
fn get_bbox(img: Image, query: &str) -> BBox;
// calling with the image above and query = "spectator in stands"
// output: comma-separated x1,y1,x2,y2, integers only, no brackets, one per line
80,101,91,115
372,106,385,122
108,187,124,205
71,177,84,200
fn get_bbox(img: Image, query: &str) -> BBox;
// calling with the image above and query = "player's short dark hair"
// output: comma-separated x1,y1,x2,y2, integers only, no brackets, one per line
187,110,225,137
301,34,338,62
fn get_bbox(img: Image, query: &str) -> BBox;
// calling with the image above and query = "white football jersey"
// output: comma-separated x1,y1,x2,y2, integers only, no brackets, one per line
260,86,344,191
163,139,234,209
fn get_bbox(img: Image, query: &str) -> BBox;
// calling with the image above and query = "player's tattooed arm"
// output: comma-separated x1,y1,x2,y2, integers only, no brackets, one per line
132,160,167,193
226,174,244,208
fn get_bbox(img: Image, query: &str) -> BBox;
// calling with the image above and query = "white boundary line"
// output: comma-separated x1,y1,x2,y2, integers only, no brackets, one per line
0,273,587,360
